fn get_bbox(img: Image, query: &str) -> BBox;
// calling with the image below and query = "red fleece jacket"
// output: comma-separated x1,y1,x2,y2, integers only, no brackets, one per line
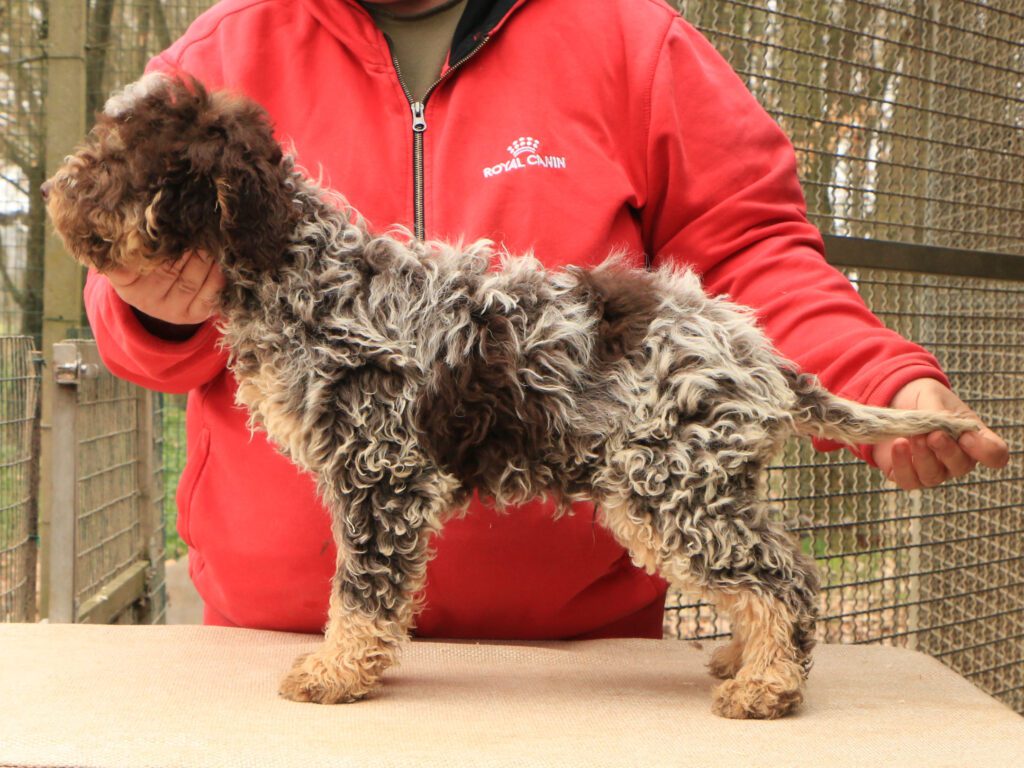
84,0,947,637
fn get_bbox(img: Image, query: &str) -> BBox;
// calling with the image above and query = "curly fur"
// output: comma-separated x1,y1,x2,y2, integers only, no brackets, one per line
46,74,977,719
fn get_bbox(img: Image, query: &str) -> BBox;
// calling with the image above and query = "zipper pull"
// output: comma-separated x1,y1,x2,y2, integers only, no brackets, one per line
411,102,427,133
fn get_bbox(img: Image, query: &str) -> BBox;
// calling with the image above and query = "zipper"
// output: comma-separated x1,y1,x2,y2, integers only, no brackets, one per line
389,35,491,240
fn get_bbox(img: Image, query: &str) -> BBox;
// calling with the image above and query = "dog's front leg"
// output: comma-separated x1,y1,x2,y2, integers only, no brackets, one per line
278,467,459,704
277,586,403,705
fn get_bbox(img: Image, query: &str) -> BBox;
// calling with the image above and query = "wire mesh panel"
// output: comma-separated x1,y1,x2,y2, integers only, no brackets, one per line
85,0,216,119
665,269,1024,713
48,339,164,623
664,0,1024,713
675,0,1024,255
0,336,39,621
72,342,143,614
897,271,1024,712
0,0,47,341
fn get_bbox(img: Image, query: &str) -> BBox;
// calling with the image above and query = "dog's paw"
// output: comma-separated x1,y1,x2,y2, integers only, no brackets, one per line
711,676,804,719
707,641,744,680
278,652,380,704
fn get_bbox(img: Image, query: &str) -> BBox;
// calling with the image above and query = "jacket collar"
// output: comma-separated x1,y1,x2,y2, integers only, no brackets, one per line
300,0,529,66
451,0,523,61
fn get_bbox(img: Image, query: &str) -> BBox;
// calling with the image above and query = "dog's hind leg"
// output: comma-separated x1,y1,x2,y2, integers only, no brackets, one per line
701,516,819,720
278,466,461,704
598,491,819,719
706,615,747,680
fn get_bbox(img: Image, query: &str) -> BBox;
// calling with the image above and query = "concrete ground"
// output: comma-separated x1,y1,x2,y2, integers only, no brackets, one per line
164,556,203,624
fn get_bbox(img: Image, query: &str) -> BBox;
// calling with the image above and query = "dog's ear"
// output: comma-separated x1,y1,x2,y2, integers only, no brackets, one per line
136,76,298,273
141,137,224,263
202,94,300,273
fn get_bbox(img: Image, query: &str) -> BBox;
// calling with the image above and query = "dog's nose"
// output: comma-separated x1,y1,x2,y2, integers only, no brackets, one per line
40,180,52,201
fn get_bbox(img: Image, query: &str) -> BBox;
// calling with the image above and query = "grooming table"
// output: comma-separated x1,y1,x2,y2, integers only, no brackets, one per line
1,625,1021,767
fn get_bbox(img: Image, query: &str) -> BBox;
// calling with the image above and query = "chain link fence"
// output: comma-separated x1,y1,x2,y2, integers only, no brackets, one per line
667,0,1024,713
665,269,1024,713
676,0,1024,256
0,336,40,622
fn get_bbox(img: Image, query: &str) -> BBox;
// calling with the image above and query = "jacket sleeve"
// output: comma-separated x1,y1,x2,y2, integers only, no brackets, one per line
84,44,229,395
641,17,948,459
85,270,229,394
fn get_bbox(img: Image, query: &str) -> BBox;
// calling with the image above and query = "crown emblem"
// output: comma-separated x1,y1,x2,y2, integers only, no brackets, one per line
507,136,541,157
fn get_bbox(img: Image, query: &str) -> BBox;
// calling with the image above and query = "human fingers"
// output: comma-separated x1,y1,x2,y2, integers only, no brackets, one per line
925,431,977,478
886,438,922,490
911,383,1008,470
107,257,186,314
883,378,1009,487
909,435,949,488
105,253,208,325
958,427,1010,470
160,250,206,301
152,251,218,324
184,260,225,324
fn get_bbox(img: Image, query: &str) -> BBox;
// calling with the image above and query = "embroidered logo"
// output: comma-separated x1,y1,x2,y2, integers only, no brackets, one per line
482,137,567,178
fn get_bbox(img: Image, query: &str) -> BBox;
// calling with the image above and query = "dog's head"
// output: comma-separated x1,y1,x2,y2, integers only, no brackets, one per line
44,73,298,276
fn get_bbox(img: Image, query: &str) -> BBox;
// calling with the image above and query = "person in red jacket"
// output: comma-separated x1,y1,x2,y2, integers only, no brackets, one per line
85,0,1007,637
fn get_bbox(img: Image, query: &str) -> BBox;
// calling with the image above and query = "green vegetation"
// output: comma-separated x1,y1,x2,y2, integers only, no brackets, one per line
158,395,188,560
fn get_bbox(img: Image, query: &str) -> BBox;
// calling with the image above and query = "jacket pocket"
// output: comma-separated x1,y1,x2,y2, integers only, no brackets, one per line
175,426,211,548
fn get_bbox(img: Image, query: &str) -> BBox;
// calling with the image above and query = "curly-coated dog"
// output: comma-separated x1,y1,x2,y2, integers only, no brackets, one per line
46,74,976,719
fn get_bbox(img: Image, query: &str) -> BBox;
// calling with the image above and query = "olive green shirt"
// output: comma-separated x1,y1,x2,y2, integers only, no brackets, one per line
362,0,470,102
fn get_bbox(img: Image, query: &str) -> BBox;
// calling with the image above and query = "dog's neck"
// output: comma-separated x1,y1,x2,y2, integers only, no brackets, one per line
215,170,373,331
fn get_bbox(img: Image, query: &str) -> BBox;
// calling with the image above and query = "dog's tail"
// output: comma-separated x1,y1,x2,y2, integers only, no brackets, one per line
782,368,979,444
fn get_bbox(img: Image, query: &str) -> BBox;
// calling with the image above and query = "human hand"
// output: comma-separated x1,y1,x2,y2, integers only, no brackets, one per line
106,250,224,329
874,378,1009,490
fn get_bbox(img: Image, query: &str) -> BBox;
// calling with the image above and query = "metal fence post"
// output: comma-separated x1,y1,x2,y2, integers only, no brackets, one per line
47,341,90,622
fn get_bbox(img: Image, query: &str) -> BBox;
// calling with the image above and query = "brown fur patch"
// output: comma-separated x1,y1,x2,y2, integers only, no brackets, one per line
570,265,661,366
412,310,552,492
411,264,660,501
708,636,746,680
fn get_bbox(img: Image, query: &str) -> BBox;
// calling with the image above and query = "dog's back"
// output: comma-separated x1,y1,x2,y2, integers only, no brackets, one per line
404,252,975,510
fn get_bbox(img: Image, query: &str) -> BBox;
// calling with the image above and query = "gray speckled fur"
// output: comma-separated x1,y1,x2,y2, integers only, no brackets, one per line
220,173,972,669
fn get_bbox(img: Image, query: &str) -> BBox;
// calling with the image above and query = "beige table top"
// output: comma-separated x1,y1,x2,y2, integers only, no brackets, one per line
0,623,1021,767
